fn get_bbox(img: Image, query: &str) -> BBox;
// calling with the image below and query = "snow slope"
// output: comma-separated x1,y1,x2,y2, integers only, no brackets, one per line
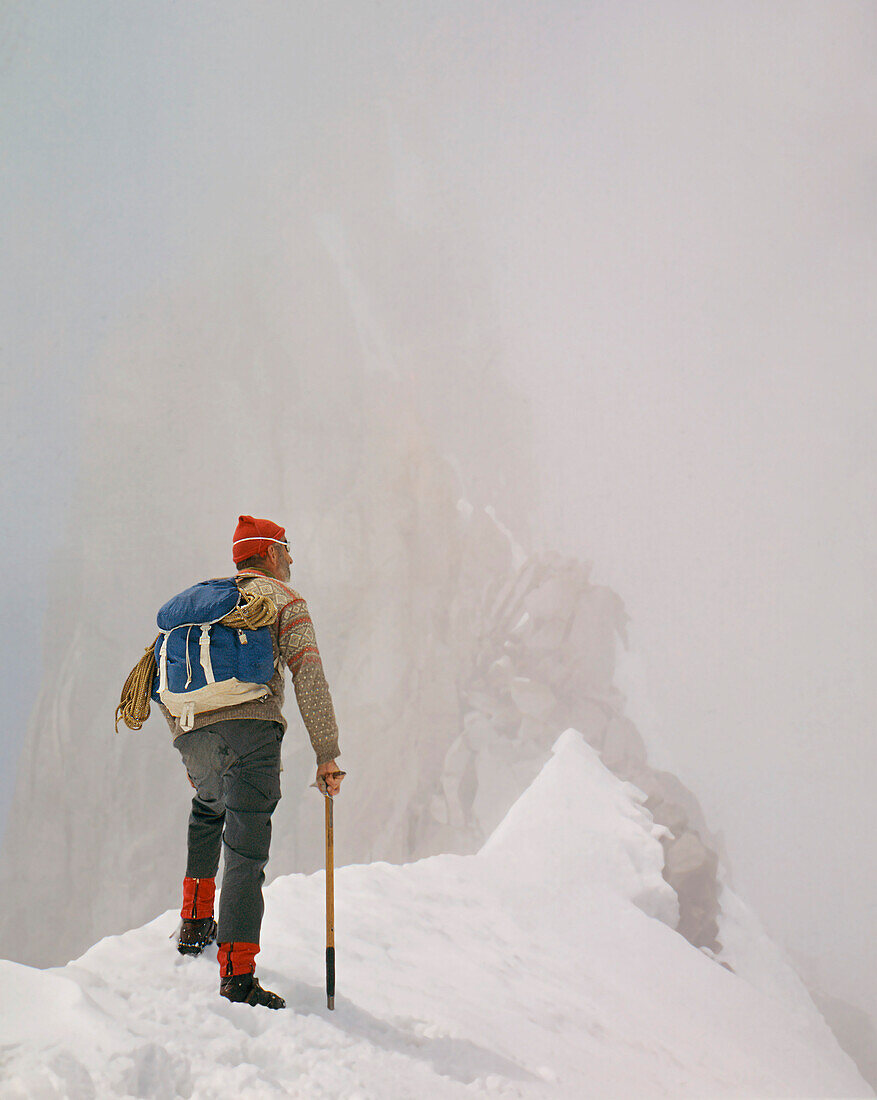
0,732,868,1100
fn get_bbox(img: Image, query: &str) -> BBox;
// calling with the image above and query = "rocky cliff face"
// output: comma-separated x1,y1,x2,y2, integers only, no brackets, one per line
418,539,725,956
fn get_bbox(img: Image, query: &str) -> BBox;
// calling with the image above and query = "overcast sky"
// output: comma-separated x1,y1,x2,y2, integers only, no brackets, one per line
1,0,875,1017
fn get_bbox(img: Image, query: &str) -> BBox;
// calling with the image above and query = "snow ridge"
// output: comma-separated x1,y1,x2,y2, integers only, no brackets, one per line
0,732,867,1100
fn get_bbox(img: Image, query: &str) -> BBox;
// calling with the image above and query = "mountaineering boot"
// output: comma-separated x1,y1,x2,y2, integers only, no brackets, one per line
177,917,217,956
217,942,284,1008
181,876,216,920
220,973,286,1009
177,876,217,954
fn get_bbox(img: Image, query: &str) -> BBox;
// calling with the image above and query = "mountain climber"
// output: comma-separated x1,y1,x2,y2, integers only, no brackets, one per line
166,515,344,1009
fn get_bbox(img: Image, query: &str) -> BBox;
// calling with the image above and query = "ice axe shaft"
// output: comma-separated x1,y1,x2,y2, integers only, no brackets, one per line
324,791,335,1010
312,771,344,1010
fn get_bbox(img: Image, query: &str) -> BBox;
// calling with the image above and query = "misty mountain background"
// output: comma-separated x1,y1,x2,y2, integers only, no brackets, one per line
1,0,875,1072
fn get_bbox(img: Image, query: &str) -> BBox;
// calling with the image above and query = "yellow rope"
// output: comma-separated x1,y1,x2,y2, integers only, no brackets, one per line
115,584,278,733
223,590,277,630
115,639,159,733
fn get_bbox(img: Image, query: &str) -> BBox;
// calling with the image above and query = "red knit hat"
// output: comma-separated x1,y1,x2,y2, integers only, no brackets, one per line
232,515,287,564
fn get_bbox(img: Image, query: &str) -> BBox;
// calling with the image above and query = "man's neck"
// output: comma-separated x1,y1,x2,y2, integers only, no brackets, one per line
238,566,295,595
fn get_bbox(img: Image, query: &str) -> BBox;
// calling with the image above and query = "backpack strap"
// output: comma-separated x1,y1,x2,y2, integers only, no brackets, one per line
199,625,215,684
158,633,170,696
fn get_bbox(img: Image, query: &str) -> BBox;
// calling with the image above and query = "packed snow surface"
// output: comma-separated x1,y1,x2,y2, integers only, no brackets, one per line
0,732,867,1099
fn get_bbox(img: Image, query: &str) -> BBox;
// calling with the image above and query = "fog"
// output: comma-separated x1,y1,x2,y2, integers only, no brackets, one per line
1,0,875,1034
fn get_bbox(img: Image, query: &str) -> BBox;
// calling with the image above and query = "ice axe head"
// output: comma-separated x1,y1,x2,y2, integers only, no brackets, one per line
311,770,346,797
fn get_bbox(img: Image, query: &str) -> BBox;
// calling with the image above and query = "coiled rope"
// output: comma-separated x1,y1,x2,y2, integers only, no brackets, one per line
115,638,160,733
223,591,277,631
115,588,277,733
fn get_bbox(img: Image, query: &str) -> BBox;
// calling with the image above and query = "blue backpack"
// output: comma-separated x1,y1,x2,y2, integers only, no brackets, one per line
151,578,276,731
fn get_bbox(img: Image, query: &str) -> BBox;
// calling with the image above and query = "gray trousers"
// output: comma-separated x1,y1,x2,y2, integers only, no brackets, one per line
174,718,282,945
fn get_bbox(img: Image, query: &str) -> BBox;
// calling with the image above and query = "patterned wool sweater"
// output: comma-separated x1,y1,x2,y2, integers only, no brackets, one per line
161,569,340,764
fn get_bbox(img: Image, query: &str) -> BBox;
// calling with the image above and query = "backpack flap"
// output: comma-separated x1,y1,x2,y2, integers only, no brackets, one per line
157,578,240,631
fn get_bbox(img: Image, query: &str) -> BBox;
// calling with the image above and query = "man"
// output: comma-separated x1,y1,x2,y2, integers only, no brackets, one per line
164,514,344,1009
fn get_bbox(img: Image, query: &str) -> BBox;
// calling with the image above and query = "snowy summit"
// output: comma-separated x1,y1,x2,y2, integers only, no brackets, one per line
0,731,867,1099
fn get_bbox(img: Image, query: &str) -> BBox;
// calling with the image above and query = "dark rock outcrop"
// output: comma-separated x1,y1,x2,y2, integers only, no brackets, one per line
433,547,724,955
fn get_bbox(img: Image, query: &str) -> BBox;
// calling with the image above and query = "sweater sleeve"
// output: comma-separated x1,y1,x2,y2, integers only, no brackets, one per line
278,597,341,765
